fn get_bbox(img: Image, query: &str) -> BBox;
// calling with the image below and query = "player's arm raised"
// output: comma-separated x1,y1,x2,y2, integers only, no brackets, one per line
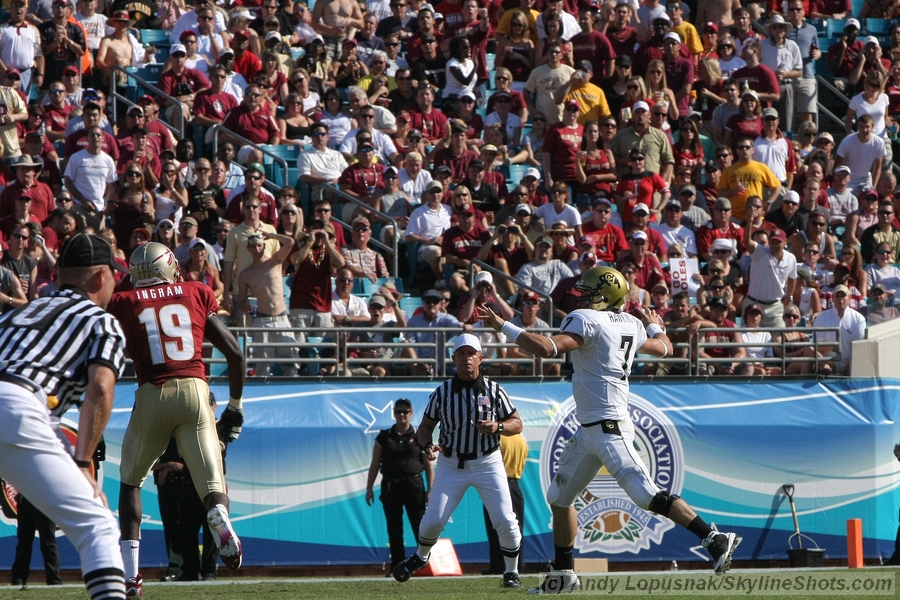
635,307,674,358
478,305,583,358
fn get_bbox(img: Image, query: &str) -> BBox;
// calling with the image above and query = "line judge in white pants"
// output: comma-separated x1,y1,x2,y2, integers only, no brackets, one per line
391,333,525,589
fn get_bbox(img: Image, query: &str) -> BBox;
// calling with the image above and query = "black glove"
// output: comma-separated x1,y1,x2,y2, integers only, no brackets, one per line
219,406,244,443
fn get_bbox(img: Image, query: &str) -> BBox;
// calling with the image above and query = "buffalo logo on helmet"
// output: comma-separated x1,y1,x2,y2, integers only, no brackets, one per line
574,266,627,311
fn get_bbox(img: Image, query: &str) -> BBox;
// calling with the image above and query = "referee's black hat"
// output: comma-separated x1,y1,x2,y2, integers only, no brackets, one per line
59,233,129,273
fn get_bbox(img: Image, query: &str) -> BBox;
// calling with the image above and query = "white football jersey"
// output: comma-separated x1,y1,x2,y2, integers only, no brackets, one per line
561,309,649,423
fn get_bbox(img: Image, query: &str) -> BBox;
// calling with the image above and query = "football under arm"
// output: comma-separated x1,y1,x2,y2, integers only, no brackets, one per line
205,314,246,400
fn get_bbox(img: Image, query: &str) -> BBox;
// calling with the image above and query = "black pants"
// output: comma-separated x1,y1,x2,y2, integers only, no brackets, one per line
483,478,524,574
11,495,63,585
157,477,183,577
381,474,427,570
177,478,218,580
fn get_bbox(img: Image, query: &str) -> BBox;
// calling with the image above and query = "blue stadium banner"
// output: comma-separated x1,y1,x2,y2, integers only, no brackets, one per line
3,379,900,570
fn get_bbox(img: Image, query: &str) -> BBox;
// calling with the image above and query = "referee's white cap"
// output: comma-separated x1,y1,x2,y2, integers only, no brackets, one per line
453,333,482,354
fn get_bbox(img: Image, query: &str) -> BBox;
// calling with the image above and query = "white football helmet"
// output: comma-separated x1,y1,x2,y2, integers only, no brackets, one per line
129,242,179,287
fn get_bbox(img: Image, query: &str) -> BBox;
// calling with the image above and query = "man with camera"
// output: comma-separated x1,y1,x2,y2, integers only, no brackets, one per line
476,217,534,300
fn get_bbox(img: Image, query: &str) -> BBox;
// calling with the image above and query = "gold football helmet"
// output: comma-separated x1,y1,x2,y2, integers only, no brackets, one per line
575,266,628,312
129,242,179,288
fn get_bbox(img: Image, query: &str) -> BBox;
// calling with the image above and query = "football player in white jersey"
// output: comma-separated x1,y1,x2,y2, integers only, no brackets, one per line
480,266,739,595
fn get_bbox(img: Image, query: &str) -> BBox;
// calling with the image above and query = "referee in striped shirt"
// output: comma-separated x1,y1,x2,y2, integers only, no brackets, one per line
0,233,129,600
392,334,525,589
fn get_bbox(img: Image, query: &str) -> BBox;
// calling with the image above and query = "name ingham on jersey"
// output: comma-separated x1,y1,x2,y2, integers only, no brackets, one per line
0,288,126,417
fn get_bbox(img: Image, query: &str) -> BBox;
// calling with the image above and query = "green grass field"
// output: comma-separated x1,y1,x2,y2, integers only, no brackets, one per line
0,569,896,600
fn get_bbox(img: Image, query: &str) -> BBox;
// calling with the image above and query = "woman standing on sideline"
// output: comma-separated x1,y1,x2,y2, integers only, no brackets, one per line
366,399,434,573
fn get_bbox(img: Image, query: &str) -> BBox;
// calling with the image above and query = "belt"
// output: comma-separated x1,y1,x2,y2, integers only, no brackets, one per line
0,373,40,394
254,312,287,320
581,419,622,435
747,296,780,305
443,445,498,469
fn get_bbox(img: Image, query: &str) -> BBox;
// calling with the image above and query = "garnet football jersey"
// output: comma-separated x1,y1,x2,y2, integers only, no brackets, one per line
108,281,217,385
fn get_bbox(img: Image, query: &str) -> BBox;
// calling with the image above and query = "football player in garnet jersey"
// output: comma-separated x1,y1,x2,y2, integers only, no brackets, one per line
107,242,246,596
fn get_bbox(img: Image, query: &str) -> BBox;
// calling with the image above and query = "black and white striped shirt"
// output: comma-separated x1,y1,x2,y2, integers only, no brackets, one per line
424,375,516,455
0,288,126,417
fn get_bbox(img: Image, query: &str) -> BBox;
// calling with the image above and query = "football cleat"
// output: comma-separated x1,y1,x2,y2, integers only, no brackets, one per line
501,572,523,589
392,552,428,582
702,531,739,575
207,504,242,570
527,569,581,594
125,574,143,597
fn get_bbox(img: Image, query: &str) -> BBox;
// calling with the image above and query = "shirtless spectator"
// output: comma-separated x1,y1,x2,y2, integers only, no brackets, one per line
695,0,741,30
96,11,153,89
311,0,365,61
234,230,299,376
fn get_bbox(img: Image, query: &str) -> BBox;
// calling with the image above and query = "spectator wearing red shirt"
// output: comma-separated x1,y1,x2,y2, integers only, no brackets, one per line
696,197,745,259
43,81,73,142
615,148,671,223
156,43,211,127
662,32,694,117
225,163,278,226
697,295,748,375
475,216,534,297
633,15,691,78
606,3,638,60
626,203,667,261
116,106,161,157
135,96,175,154
408,85,448,145
117,128,163,180
810,0,850,18
732,40,781,104
289,219,346,334
231,29,262,81
441,0,492,81
193,64,241,145
1,155,56,225
616,229,665,290
63,102,119,160
338,142,386,198
221,84,279,165
581,197,628,263
571,9,616,83
542,100,584,192
441,202,491,293
432,121,480,182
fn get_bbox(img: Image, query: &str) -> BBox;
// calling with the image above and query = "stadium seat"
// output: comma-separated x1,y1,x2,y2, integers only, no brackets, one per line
827,19,847,37
864,18,896,34
262,145,301,188
399,296,423,314
140,29,171,47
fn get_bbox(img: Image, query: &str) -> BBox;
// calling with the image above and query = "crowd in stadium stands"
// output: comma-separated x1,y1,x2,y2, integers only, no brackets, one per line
5,0,900,376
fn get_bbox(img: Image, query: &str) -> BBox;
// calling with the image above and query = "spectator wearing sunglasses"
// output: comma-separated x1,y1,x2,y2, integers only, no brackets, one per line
340,216,389,282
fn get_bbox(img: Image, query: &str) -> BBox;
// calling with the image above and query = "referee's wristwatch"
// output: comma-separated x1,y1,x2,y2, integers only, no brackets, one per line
496,422,504,434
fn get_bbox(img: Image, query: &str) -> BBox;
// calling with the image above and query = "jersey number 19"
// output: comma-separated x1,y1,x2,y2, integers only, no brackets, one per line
138,305,195,364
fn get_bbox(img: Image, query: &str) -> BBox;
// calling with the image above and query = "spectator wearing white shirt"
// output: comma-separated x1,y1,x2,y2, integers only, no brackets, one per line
170,0,226,45
826,165,858,228
298,121,349,203
404,180,452,276
740,303,777,376
654,198,698,256
836,114,886,193
534,183,583,241
63,125,116,231
332,268,372,325
752,107,795,188
398,151,432,201
742,225,797,327
812,284,866,375
865,241,900,298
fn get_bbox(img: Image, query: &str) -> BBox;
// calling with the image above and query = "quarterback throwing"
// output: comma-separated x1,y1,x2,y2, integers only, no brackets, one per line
479,266,739,595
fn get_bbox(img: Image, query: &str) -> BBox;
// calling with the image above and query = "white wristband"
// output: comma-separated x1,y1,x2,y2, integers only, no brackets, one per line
228,396,243,410
549,338,559,358
647,324,665,338
501,320,525,342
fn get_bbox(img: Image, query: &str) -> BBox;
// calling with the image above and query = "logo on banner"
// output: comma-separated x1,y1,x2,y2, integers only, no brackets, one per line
540,396,684,554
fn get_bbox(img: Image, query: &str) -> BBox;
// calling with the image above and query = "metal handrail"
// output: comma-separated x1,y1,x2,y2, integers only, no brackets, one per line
210,124,290,196
109,65,185,140
323,183,401,277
